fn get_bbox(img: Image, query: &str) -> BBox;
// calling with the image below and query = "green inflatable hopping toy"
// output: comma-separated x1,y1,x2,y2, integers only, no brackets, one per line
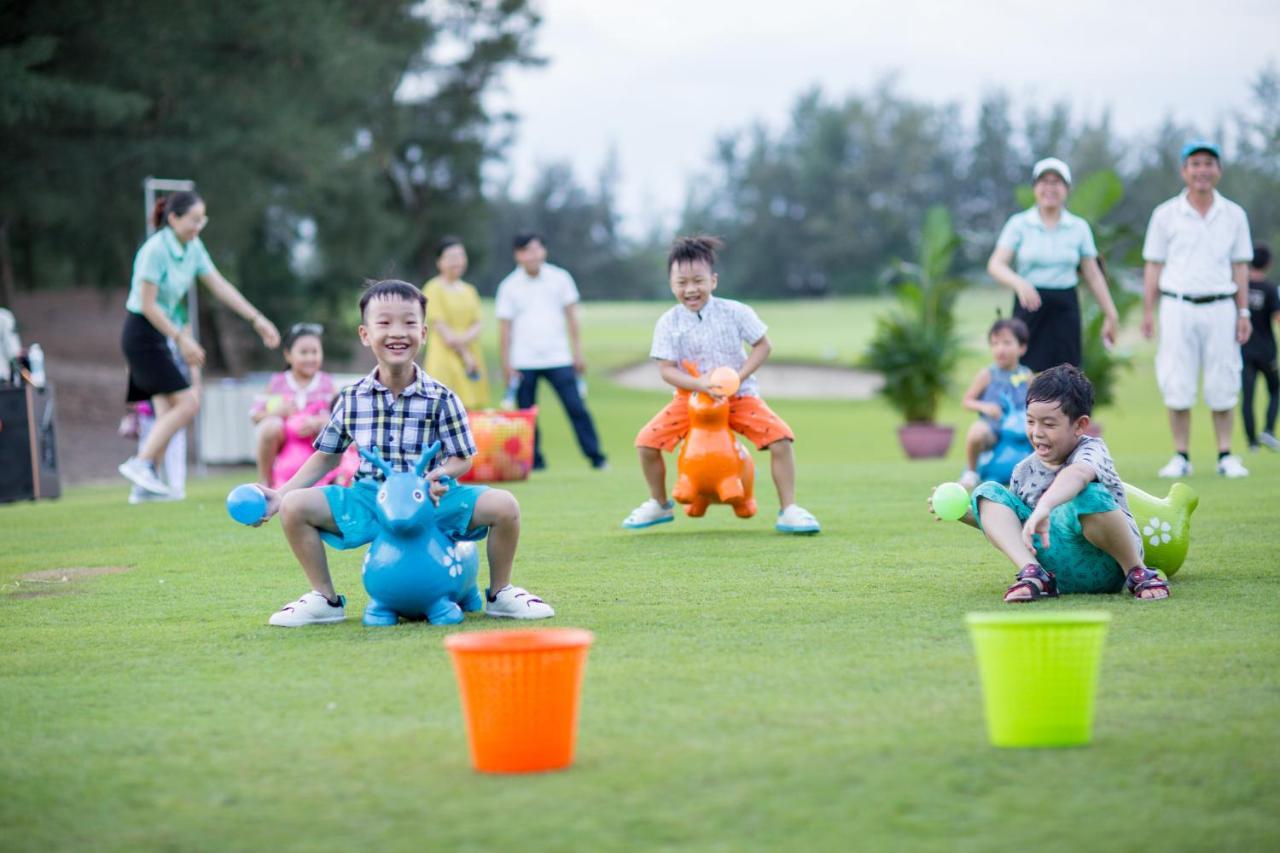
1122,482,1198,577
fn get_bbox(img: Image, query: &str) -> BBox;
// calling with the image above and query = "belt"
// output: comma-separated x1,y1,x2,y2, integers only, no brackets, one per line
1159,290,1234,305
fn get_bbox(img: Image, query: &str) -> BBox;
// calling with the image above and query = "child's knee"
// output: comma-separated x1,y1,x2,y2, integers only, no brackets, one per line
258,416,285,441
478,488,520,524
967,421,994,445
637,445,662,462
281,488,325,527
1079,509,1128,543
766,438,794,454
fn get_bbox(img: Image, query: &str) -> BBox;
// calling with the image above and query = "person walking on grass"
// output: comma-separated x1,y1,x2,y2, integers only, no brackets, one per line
987,157,1121,373
495,231,607,471
1141,141,1255,479
1241,244,1280,451
119,189,280,497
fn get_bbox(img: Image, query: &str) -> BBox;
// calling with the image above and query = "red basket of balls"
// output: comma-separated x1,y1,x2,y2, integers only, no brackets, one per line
459,407,538,483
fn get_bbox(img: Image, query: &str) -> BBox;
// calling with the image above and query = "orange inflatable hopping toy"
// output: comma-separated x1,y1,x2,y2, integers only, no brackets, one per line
672,362,757,519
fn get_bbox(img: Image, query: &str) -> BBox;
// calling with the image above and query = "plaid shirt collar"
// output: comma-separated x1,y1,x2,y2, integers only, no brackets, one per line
354,364,441,400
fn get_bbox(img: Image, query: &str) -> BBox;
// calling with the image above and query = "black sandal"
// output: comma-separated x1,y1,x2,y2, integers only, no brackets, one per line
1125,567,1170,600
1004,564,1059,603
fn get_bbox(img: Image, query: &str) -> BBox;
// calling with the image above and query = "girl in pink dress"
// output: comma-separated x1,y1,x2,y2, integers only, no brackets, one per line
250,323,340,487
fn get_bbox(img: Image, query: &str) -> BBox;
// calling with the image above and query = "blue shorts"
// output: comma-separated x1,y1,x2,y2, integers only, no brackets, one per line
972,481,1126,594
318,480,490,551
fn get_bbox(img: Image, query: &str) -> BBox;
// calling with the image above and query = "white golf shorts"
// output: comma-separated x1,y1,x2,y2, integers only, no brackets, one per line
1155,297,1241,411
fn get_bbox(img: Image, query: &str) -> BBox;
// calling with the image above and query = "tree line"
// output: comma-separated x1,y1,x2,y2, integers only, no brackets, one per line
3,2,1278,366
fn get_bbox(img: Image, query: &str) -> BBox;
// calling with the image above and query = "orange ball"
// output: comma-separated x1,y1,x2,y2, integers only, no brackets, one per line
708,367,740,396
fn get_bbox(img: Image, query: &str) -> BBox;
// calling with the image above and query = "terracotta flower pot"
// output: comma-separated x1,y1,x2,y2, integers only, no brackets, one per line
898,422,954,459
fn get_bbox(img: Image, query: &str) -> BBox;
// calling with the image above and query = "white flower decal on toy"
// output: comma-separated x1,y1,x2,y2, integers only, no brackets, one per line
1143,516,1173,547
441,545,463,577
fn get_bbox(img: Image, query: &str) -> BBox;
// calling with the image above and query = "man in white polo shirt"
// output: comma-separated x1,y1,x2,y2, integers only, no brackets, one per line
496,231,606,471
1141,140,1254,479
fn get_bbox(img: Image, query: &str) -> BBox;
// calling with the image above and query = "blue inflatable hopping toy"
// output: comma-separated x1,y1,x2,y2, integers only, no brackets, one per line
976,391,1032,486
352,441,482,627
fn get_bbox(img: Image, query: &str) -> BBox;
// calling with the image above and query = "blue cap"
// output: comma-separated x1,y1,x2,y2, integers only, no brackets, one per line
1180,139,1221,162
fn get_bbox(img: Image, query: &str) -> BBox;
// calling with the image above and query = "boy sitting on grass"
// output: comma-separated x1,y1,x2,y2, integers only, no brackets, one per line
622,235,820,534
257,280,553,626
933,364,1170,602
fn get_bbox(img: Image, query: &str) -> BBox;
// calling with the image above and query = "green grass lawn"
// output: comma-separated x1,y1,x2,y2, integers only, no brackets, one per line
3,292,1278,851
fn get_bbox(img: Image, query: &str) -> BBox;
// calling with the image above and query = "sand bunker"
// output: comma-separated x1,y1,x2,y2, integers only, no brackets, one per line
611,362,883,399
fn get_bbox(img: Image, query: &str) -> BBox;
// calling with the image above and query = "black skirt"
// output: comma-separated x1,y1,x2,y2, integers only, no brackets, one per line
121,311,189,402
1012,286,1081,373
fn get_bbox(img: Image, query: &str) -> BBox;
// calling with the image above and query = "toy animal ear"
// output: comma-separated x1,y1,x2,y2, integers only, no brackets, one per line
358,444,393,476
681,359,701,378
415,440,442,476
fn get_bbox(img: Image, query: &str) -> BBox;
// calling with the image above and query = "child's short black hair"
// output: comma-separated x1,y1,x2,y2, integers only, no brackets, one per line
1026,364,1094,421
1253,243,1271,270
988,317,1029,345
359,279,426,320
512,230,542,251
668,234,724,272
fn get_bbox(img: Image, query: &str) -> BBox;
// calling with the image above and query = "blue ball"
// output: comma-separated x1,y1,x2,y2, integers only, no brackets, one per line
226,484,267,526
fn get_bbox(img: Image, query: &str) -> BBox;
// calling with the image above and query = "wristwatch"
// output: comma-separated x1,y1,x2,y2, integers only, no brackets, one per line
1239,308,1251,318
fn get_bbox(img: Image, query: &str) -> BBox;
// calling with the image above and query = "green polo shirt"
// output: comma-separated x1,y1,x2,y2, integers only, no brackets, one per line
125,227,216,325
996,207,1098,290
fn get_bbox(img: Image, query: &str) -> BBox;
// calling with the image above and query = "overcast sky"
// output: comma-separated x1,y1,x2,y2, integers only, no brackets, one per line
490,0,1278,234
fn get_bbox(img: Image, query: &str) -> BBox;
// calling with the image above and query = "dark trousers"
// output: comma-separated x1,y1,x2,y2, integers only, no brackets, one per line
1241,353,1280,444
516,365,605,468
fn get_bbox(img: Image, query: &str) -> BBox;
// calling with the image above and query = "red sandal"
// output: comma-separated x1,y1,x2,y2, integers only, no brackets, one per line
1125,566,1170,600
1003,564,1059,603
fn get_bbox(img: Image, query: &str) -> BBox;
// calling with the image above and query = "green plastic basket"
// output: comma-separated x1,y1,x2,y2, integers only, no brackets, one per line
966,611,1111,748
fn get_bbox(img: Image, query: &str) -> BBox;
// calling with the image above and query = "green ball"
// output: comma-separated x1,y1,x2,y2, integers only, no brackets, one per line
932,482,970,521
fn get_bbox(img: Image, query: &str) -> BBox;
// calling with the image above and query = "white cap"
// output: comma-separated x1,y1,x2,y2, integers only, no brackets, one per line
1032,157,1072,185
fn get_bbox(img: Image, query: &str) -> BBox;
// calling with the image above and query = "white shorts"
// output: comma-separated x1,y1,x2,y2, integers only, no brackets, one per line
1155,297,1241,411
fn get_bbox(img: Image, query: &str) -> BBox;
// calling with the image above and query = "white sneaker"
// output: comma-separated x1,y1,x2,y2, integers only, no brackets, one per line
621,498,675,529
776,504,821,534
486,585,555,619
1216,454,1249,478
128,487,170,504
1259,432,1280,451
1156,455,1191,479
268,591,346,627
958,470,980,490
119,456,170,496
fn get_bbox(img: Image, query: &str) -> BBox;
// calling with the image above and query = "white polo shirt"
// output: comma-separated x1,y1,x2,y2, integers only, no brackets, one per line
1142,190,1253,297
494,262,579,369
650,296,768,397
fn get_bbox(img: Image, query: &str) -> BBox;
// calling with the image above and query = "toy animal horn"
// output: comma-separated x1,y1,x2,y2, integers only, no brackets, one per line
415,441,442,477
358,444,394,476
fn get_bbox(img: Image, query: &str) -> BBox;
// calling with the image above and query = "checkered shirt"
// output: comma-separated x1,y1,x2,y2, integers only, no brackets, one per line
649,296,768,396
314,365,475,481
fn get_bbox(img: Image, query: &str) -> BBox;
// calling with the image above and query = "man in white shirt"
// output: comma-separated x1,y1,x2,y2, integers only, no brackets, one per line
495,232,606,471
1141,140,1254,479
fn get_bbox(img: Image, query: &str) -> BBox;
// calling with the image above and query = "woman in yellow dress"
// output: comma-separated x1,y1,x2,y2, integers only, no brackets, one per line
422,236,489,408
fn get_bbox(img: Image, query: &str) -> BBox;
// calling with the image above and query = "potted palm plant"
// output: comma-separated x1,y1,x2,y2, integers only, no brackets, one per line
864,205,967,458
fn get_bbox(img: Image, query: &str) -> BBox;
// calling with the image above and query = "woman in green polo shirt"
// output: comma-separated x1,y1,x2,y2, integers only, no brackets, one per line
118,190,280,496
987,158,1121,372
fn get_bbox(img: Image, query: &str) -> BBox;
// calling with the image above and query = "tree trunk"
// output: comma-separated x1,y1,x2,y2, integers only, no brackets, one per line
0,219,15,309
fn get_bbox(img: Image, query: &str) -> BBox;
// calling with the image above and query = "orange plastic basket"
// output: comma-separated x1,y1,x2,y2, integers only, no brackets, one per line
459,407,537,483
444,628,594,773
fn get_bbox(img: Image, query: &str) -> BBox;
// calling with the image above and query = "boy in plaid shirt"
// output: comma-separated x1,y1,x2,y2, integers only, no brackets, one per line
258,280,553,626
